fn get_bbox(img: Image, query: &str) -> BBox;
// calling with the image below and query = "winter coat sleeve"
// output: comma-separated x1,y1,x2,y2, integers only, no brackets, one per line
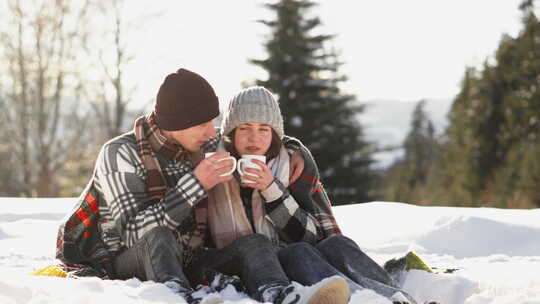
261,179,322,244
95,140,207,248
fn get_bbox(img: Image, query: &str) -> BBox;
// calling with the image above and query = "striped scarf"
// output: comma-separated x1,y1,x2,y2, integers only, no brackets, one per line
207,140,290,248
134,113,189,198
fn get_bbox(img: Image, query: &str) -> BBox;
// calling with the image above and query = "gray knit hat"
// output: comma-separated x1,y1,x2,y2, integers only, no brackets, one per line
221,86,284,139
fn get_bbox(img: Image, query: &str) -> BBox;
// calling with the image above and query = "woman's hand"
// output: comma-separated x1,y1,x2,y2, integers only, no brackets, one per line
241,159,274,190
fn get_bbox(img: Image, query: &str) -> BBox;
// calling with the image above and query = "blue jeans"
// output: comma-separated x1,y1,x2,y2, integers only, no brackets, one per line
188,233,290,300
113,226,190,288
278,235,416,304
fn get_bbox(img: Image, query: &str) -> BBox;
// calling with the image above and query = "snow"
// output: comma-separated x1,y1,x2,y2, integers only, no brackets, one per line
1,198,539,303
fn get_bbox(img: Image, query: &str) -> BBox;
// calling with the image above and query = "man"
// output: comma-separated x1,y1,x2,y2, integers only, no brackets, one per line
57,68,348,304
59,68,233,304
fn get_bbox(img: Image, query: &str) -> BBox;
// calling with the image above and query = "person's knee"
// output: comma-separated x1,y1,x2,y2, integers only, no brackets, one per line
279,242,319,261
143,226,177,247
318,235,357,251
281,242,313,255
232,233,274,256
139,227,186,282
278,242,327,273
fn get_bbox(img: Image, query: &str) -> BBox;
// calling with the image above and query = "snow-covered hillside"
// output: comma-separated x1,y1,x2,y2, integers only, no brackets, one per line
1,198,539,303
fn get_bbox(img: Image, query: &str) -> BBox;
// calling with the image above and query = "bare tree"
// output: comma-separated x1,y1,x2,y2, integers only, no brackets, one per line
91,0,132,138
86,0,156,139
0,0,91,197
0,89,23,196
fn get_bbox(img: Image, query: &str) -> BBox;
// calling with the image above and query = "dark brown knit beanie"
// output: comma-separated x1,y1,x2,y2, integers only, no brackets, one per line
154,68,219,131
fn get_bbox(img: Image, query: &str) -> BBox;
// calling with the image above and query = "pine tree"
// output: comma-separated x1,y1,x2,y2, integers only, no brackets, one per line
383,100,439,203
491,0,540,207
440,61,507,205
435,0,540,207
251,0,373,204
498,1,540,148
402,100,437,188
438,67,483,204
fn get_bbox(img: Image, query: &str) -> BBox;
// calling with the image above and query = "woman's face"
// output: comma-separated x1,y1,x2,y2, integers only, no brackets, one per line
233,122,273,156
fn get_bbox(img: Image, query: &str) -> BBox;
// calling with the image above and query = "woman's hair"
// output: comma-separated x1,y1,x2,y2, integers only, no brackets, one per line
224,128,283,161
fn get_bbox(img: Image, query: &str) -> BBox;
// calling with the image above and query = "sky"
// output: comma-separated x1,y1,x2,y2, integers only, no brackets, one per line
2,198,540,303
118,0,526,165
125,0,524,105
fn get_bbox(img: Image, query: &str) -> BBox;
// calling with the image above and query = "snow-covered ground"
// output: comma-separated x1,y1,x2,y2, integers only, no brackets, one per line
1,198,539,304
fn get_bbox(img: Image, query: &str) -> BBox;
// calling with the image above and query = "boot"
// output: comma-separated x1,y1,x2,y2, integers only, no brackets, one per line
165,280,224,304
262,275,350,304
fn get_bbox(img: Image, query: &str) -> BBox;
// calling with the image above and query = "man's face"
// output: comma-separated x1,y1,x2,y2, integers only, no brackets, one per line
233,122,273,156
162,120,216,153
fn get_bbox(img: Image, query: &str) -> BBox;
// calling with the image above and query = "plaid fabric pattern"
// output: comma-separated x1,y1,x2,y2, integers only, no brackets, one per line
134,114,189,199
56,180,115,277
96,114,212,264
263,177,322,245
56,114,218,276
284,137,343,239
231,136,342,247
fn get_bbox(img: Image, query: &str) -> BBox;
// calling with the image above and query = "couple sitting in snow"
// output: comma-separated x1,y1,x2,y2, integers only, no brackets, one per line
56,68,420,304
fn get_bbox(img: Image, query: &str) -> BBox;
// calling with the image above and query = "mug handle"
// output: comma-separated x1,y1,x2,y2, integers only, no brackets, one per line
237,158,247,175
215,156,237,176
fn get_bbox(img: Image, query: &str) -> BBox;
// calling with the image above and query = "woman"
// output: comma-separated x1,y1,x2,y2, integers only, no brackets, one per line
203,86,418,304
186,85,350,304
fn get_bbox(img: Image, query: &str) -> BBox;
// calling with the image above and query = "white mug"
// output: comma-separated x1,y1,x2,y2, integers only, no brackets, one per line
205,152,237,177
237,154,266,183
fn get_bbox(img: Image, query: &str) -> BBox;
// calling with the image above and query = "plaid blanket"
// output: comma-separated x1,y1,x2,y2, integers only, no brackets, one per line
286,137,342,239
55,180,114,278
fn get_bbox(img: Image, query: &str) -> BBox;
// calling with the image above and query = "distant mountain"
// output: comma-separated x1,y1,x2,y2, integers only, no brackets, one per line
358,98,452,167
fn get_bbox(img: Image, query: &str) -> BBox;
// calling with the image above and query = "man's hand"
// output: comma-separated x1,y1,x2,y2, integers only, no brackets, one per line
289,151,305,184
194,152,234,190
